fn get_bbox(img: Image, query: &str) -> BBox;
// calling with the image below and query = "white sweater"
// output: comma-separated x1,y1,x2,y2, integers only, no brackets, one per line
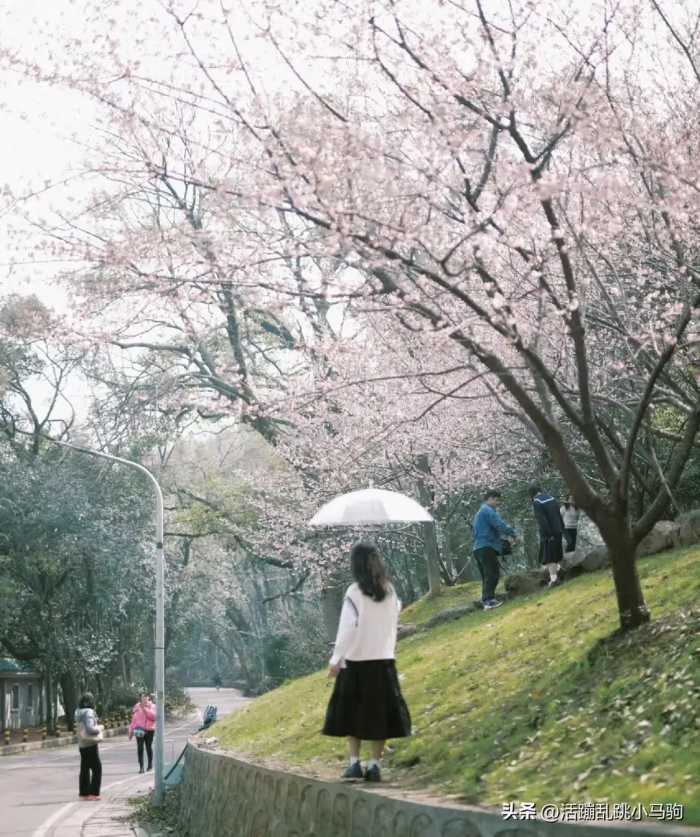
561,506,580,528
329,582,401,667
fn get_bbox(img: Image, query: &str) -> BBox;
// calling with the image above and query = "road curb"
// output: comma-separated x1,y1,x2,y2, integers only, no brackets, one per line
0,725,129,756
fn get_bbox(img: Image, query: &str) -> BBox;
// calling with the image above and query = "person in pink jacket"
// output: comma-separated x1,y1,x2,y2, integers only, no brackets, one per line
128,693,156,773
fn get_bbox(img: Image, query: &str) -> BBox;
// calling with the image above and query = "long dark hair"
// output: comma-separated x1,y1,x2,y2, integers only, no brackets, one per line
351,542,390,602
78,692,95,709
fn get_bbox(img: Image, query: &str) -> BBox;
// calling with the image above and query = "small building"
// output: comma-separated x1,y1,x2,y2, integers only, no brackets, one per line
0,659,44,730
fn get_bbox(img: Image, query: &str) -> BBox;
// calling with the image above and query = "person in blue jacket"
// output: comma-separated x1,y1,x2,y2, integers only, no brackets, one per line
472,490,517,609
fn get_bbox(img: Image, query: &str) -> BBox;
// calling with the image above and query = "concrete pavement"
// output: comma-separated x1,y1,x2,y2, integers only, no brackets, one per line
0,688,247,837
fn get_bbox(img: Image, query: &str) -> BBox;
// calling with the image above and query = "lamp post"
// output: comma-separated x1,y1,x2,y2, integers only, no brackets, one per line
47,438,166,805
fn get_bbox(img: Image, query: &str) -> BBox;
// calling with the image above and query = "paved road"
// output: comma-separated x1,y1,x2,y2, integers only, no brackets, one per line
0,687,247,837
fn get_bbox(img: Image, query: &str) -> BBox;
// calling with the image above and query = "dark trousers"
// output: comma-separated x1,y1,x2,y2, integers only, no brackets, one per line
137,730,154,769
474,547,500,602
79,744,102,796
564,527,578,552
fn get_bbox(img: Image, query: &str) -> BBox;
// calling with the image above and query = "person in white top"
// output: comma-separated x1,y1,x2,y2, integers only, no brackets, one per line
322,542,411,783
560,496,580,553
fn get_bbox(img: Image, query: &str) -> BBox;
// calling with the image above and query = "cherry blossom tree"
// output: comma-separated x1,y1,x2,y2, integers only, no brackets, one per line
0,295,82,452
12,118,508,599
136,0,698,631
203,2,694,628
6,0,700,631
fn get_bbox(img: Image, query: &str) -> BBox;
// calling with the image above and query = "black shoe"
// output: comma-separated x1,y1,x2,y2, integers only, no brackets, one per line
146,764,152,772
364,764,381,782
341,761,363,780
483,599,503,610
139,766,145,774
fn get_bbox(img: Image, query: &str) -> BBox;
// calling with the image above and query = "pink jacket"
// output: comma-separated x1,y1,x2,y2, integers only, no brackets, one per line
129,701,156,733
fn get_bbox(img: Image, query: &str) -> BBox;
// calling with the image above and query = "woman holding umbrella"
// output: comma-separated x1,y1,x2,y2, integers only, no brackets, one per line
322,541,411,782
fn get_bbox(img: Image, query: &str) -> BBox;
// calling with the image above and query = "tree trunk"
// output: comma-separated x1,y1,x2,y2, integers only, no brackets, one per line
120,653,130,688
95,674,109,712
416,454,443,598
46,672,58,732
521,517,540,568
603,526,651,631
211,637,240,685
227,635,254,693
143,621,155,691
60,673,78,731
44,673,54,732
462,555,482,582
321,578,346,645
400,552,417,601
421,521,443,598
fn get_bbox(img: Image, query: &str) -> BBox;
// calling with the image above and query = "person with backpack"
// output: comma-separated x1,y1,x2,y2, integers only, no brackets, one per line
472,489,518,609
74,692,103,800
322,542,411,783
128,693,156,773
530,484,565,586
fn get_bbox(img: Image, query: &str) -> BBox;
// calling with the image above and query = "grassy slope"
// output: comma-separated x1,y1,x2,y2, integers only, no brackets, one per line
214,548,700,823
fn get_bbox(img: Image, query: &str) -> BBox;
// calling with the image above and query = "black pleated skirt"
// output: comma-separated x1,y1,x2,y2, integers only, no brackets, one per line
322,659,412,740
539,535,564,565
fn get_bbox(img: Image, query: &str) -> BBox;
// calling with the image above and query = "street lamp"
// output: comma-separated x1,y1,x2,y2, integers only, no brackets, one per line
47,438,167,805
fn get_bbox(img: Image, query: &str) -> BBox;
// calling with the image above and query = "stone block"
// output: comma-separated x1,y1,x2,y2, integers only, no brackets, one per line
560,550,586,572
331,791,351,837
504,570,545,597
423,606,476,630
397,624,418,641
636,520,679,557
576,515,605,550
443,819,482,837
676,508,700,547
581,546,610,572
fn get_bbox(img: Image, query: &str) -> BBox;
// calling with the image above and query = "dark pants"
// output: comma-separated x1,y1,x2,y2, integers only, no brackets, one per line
474,547,500,602
137,730,154,769
564,527,578,553
79,744,102,797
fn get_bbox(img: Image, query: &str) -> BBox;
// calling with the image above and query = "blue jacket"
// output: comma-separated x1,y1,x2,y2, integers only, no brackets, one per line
472,503,516,553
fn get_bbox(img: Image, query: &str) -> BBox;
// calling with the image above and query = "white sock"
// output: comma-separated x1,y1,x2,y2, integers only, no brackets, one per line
349,756,360,766
367,759,380,769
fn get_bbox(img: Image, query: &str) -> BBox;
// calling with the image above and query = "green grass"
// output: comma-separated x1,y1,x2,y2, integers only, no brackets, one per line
213,547,700,823
400,580,481,625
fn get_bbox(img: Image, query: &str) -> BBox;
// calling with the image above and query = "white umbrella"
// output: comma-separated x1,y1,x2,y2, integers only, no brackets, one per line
309,487,433,527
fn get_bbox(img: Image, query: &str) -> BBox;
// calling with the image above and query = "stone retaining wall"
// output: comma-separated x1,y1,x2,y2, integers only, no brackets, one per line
179,745,697,837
